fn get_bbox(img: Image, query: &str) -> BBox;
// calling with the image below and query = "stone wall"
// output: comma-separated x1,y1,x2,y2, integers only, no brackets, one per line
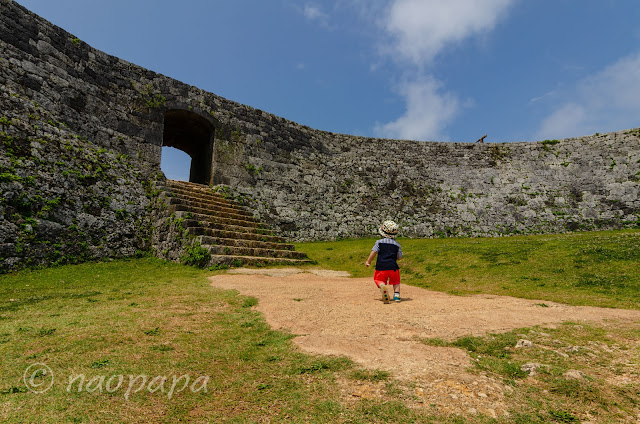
0,87,154,270
1,0,639,272
0,0,165,271
213,123,640,240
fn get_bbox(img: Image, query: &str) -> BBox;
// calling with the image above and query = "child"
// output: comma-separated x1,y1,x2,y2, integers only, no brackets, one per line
365,220,402,303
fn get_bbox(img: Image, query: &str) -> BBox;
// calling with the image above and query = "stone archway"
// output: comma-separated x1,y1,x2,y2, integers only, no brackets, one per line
162,109,215,185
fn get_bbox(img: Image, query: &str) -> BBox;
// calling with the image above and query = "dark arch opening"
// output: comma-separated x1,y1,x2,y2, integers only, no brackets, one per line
162,109,215,185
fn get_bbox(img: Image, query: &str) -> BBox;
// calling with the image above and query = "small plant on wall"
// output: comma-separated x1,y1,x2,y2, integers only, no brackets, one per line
130,82,166,111
246,163,263,175
181,241,210,268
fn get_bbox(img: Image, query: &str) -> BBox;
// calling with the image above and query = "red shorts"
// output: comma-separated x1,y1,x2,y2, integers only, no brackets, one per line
374,269,400,287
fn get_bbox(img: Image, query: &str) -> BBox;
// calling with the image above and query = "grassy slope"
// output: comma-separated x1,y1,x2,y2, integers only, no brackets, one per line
1,229,639,423
297,230,640,422
297,229,640,309
0,258,447,423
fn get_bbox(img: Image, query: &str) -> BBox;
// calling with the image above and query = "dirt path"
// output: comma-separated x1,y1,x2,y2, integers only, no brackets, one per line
209,268,640,418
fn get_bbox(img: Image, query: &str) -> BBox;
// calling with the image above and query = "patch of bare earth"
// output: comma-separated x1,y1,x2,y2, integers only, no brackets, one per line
210,269,640,418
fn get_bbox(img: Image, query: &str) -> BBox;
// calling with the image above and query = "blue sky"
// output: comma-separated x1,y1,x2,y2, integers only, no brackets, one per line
15,0,640,180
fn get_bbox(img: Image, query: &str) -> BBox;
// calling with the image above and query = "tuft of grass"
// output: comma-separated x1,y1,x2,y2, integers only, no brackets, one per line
143,327,160,336
150,344,174,352
421,337,449,347
548,410,580,423
423,331,529,381
349,368,391,382
89,359,110,369
241,297,259,308
294,356,353,374
451,332,520,358
0,386,28,394
180,242,210,268
548,377,603,403
476,356,528,380
36,328,56,337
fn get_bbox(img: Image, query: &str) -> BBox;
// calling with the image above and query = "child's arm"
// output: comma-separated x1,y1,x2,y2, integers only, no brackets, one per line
365,251,377,267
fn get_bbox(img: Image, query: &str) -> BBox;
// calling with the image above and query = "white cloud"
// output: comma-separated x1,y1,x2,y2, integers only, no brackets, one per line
383,0,514,67
302,4,329,25
529,90,557,104
375,77,459,141
375,0,514,140
537,51,640,139
537,103,587,140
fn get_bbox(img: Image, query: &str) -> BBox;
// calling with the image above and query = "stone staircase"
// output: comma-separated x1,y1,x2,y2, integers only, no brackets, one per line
155,179,311,267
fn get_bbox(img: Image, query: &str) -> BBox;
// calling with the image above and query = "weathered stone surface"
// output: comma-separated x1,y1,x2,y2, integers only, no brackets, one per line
149,180,312,268
515,339,533,349
1,0,639,272
0,83,155,271
563,369,587,380
521,363,547,376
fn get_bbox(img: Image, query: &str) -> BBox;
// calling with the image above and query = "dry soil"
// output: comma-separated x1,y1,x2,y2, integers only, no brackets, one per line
209,268,640,418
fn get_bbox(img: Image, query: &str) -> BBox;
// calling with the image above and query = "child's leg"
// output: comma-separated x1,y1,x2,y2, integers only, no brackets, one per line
373,270,387,288
390,269,401,292
373,271,391,303
389,270,401,301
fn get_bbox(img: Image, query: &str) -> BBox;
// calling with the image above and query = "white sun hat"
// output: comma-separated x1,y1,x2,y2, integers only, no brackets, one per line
378,220,399,239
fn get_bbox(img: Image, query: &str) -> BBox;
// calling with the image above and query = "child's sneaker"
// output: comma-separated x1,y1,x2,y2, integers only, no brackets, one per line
380,284,390,304
393,293,401,302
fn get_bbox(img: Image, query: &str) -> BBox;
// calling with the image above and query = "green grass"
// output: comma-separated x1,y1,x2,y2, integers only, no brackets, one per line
297,229,640,309
295,230,640,421
2,229,640,422
0,258,449,423
421,322,640,422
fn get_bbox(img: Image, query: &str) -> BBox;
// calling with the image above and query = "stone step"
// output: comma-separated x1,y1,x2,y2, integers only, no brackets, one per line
167,197,254,221
162,181,238,206
186,225,285,244
200,238,307,259
192,232,294,251
164,192,251,216
159,183,248,208
159,179,310,265
178,217,277,237
209,255,314,267
168,205,263,229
